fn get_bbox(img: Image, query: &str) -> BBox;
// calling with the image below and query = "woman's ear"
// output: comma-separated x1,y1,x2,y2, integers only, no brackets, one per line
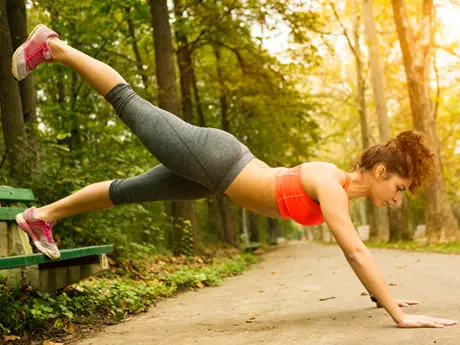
373,165,387,180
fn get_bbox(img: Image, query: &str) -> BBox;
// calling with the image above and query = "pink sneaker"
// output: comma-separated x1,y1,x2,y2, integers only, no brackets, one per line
11,24,59,81
16,207,61,259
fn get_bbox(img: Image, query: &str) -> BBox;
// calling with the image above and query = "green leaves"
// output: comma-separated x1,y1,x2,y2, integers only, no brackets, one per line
0,252,258,338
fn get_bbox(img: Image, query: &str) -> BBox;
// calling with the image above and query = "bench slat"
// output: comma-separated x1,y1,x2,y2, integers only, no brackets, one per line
0,188,35,201
0,207,26,220
0,245,113,270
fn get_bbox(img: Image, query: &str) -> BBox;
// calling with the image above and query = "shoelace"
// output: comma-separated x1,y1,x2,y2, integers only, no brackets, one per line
27,44,51,70
41,220,56,244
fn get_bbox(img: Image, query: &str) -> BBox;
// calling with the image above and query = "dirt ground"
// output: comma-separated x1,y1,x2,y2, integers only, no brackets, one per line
73,241,460,345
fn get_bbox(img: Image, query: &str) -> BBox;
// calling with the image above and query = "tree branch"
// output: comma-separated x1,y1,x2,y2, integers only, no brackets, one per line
433,44,460,59
329,2,358,58
433,49,440,120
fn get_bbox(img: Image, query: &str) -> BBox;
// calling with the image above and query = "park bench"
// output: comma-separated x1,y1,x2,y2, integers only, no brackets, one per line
0,187,113,292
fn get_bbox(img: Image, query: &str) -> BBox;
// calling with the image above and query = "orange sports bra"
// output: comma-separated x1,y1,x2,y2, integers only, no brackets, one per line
275,165,351,226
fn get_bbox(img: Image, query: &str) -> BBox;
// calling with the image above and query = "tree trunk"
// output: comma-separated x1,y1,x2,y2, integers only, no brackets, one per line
126,7,151,96
70,70,82,152
212,44,236,244
0,0,29,180
350,8,386,241
213,45,230,131
6,0,40,172
249,212,259,242
192,60,205,127
214,193,236,245
173,0,194,124
391,0,459,242
363,0,407,242
267,218,278,244
150,0,197,254
173,0,199,253
190,60,219,238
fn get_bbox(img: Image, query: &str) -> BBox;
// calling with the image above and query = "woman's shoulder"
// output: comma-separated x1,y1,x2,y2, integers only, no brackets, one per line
300,162,346,184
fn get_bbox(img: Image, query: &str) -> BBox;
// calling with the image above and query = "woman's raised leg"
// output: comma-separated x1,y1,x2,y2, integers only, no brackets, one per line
13,25,253,194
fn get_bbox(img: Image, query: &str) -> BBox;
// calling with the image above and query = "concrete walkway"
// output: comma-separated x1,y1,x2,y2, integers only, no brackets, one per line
74,241,460,345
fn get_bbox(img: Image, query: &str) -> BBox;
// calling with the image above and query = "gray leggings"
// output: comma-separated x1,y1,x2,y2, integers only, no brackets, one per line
105,83,255,205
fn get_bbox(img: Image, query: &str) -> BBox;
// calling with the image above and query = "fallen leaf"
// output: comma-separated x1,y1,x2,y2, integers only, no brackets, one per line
43,341,64,345
66,323,77,334
389,282,399,286
4,335,20,341
319,296,336,301
360,291,369,296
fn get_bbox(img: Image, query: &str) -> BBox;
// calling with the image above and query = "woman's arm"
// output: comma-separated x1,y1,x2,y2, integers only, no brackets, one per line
315,174,455,328
316,179,403,324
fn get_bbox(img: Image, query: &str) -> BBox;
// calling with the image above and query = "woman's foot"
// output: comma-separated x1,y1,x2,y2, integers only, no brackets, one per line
11,24,59,81
16,207,60,259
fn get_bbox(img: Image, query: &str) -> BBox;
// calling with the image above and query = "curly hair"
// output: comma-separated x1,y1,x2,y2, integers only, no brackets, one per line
355,130,436,193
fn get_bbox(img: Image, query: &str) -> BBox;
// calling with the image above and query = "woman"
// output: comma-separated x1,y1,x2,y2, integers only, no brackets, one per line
12,25,456,328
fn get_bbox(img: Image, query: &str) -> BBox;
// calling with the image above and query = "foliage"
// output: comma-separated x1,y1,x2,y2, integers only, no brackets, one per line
0,252,259,341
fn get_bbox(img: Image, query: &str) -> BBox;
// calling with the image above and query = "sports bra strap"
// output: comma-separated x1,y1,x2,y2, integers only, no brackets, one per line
343,173,351,191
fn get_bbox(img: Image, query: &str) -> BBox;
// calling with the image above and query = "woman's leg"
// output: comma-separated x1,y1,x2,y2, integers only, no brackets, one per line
47,36,254,192
15,25,254,193
35,181,113,222
48,38,125,96
36,165,213,223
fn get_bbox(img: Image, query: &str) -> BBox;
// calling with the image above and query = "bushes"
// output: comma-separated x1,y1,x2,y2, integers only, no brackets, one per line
0,252,258,340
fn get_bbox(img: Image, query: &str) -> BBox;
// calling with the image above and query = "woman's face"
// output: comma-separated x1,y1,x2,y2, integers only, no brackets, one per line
369,166,413,207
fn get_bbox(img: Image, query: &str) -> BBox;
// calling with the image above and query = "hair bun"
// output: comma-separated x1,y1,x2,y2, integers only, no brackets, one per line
395,130,423,151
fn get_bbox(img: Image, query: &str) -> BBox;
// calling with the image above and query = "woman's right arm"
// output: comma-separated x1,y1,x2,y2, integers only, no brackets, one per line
315,173,456,328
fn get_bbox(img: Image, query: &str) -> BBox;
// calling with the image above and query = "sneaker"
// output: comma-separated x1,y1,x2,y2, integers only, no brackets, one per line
16,207,61,259
11,24,59,81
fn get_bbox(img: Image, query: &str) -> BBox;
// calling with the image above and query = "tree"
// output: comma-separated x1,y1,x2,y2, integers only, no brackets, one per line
391,0,459,242
149,0,198,254
6,0,40,172
330,2,388,241
0,0,29,181
173,0,200,252
363,0,409,241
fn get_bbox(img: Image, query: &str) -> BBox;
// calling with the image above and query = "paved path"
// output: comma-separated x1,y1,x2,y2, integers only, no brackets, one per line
74,241,460,345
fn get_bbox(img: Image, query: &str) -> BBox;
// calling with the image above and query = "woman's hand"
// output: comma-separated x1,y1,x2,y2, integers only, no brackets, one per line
397,314,457,328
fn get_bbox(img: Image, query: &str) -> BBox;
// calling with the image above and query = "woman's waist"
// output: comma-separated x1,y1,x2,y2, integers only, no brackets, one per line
225,160,280,214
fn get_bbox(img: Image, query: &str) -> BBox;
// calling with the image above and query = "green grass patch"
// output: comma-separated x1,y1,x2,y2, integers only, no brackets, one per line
317,239,460,254
365,241,460,254
0,252,259,343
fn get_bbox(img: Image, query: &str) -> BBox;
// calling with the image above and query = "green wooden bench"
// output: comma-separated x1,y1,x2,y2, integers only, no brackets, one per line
0,187,113,292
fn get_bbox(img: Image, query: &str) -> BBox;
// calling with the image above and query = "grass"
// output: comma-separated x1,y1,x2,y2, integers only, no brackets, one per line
317,239,460,254
365,241,460,254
